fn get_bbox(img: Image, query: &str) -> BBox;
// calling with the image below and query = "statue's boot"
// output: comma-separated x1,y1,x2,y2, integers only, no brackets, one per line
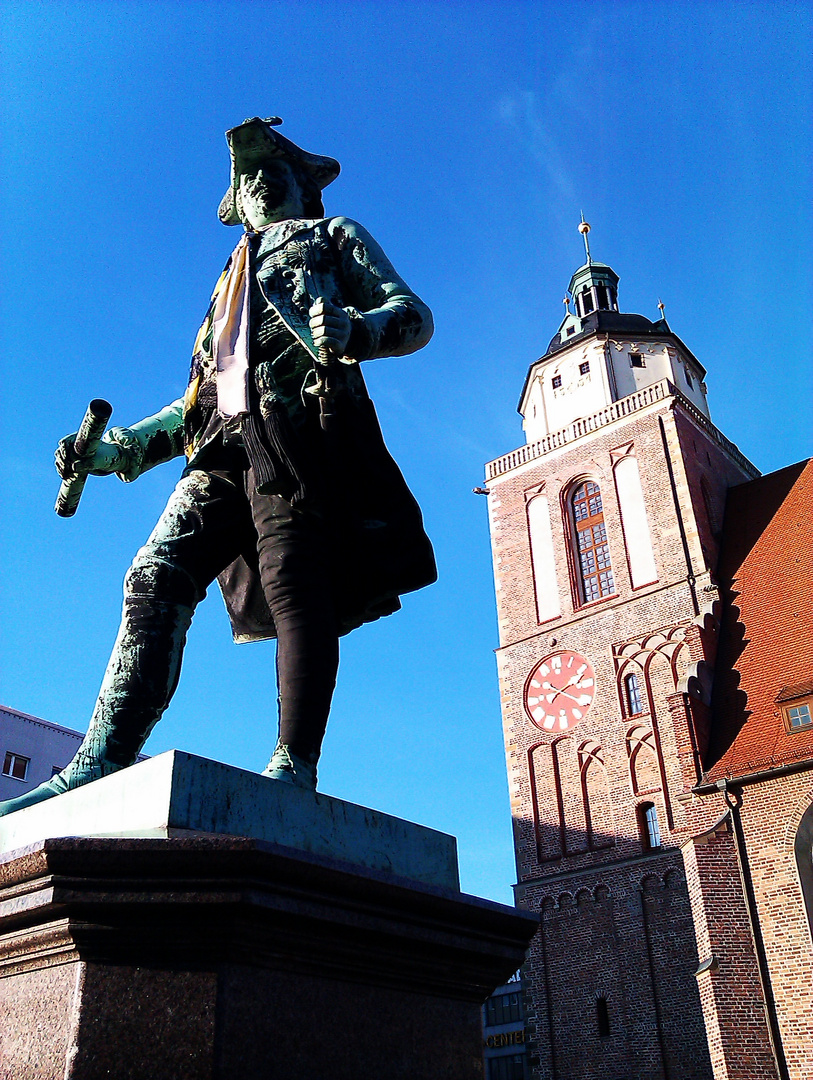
0,554,196,818
262,740,318,790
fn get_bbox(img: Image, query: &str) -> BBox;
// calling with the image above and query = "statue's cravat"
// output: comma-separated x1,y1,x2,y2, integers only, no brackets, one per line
211,233,251,417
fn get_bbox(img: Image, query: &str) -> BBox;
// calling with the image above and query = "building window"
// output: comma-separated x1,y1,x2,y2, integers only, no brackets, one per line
552,375,562,389
579,361,590,375
596,284,608,309
596,996,611,1037
571,481,615,603
485,991,523,1027
581,289,594,314
566,325,576,336
640,802,662,850
629,352,645,368
625,672,644,716
685,367,693,387
2,751,30,781
784,701,813,731
487,1056,526,1080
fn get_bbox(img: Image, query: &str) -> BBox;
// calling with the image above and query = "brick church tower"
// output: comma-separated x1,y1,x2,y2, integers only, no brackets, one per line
483,222,761,1079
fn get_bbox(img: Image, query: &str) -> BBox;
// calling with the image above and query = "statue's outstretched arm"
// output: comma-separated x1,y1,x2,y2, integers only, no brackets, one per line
55,398,185,485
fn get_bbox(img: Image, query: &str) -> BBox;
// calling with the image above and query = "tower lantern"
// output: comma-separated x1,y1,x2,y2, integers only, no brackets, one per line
570,219,619,316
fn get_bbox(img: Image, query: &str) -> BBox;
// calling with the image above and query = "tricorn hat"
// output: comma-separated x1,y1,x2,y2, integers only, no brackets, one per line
218,116,341,226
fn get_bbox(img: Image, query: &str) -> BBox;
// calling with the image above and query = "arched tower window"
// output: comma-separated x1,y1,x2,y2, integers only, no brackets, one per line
625,672,644,716
639,802,662,850
571,481,615,603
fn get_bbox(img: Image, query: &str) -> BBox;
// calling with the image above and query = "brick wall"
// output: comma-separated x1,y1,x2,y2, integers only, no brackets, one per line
740,774,813,1079
517,857,712,1080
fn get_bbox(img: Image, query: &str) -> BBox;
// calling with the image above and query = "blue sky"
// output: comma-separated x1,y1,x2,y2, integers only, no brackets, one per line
1,1,810,903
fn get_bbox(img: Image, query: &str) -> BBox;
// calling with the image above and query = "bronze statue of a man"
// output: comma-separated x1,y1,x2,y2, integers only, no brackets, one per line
0,117,435,816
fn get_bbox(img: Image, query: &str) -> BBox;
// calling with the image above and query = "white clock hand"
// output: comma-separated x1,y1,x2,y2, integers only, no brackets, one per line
557,687,593,705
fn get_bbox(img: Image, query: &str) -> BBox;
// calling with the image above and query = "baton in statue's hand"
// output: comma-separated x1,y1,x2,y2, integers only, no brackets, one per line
55,398,113,518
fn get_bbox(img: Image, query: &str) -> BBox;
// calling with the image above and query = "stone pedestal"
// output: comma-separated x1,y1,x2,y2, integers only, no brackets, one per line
0,753,537,1079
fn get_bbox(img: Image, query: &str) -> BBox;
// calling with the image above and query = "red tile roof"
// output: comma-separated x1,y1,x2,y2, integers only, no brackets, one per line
704,459,813,782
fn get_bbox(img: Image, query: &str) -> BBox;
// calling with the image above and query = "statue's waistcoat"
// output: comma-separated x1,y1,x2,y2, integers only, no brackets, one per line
252,218,342,358
192,218,436,643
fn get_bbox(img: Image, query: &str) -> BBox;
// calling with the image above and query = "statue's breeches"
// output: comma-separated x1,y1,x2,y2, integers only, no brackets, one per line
76,465,339,774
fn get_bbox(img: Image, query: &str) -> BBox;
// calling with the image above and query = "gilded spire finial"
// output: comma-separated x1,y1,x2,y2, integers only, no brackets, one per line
578,212,592,265
657,297,666,320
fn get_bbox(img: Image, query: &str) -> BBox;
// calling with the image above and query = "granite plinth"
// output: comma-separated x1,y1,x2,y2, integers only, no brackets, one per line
0,750,458,889
0,762,538,1079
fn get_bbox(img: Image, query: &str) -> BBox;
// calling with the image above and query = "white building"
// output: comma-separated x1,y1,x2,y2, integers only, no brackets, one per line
0,705,85,800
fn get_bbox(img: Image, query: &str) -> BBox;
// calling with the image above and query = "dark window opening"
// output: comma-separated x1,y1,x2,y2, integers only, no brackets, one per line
566,325,576,336
685,367,693,386
625,673,644,716
596,284,608,309
572,481,615,603
579,361,590,375
581,289,594,314
552,375,562,389
596,996,611,1038
485,991,523,1027
630,352,645,368
2,751,30,781
487,1055,526,1080
640,802,662,850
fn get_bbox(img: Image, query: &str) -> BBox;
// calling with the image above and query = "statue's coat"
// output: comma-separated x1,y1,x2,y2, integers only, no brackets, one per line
110,217,436,643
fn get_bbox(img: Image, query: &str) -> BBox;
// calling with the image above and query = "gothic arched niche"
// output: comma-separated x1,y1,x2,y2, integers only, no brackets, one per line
627,724,661,795
579,740,615,849
554,736,589,855
529,742,562,863
613,452,658,588
526,491,561,624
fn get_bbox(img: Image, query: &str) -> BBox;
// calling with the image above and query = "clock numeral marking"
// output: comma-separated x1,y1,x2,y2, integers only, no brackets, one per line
527,695,539,705
577,678,594,688
531,679,541,688
577,695,591,706
551,657,562,672
558,717,568,730
531,707,544,721
566,655,574,668
545,694,557,704
543,716,556,730
540,664,550,677
572,708,583,720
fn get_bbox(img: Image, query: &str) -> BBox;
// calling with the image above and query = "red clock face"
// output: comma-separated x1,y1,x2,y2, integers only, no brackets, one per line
524,651,596,732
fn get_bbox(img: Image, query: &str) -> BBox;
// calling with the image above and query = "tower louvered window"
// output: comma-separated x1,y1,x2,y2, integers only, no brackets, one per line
572,481,615,602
